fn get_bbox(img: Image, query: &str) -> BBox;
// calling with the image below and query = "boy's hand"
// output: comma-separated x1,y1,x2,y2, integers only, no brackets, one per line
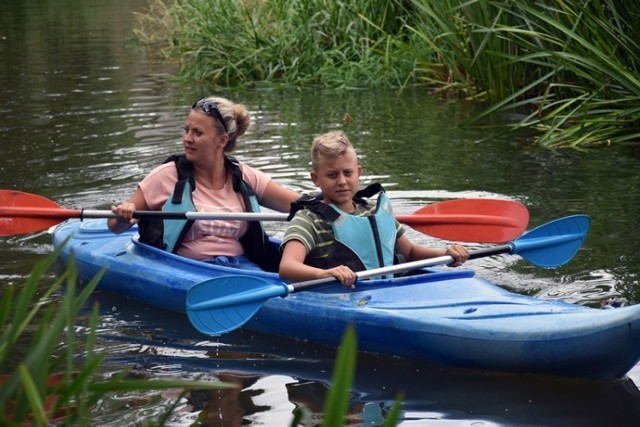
326,265,357,289
445,244,470,267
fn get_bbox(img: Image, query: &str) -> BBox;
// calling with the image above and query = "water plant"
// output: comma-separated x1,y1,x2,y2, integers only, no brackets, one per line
0,244,229,425
291,326,402,426
133,0,421,89
0,243,401,425
134,0,640,147
406,0,640,147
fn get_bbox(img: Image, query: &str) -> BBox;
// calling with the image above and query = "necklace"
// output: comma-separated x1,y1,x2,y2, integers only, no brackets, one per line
195,171,227,190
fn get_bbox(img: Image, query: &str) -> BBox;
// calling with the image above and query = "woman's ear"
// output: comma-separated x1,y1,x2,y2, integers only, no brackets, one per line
220,133,230,147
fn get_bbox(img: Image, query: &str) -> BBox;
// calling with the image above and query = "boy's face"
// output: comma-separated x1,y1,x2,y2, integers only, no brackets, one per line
311,149,362,211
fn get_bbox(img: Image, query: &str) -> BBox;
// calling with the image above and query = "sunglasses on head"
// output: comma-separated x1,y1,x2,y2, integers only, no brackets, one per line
192,99,228,133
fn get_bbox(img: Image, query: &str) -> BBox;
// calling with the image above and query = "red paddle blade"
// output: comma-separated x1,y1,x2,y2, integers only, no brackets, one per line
396,199,529,243
0,190,68,235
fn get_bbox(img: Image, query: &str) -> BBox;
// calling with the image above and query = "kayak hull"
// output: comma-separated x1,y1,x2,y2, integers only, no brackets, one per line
52,219,640,379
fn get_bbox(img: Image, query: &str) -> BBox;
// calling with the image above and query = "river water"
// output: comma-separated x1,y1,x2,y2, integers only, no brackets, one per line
2,0,640,425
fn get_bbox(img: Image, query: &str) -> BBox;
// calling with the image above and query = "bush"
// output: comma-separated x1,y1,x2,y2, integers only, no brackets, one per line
135,0,640,147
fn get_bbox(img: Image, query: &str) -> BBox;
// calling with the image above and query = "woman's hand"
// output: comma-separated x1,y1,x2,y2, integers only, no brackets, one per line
108,201,138,233
111,202,137,223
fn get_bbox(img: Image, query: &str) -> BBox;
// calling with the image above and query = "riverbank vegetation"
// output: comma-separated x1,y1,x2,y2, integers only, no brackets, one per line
0,246,227,425
0,246,396,425
134,0,640,147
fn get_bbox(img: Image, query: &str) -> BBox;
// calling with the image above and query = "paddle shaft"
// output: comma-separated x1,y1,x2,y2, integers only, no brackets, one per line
284,245,512,292
186,215,589,335
0,206,288,222
0,190,530,242
287,227,588,292
0,206,516,227
193,227,587,311
188,245,514,312
288,228,589,291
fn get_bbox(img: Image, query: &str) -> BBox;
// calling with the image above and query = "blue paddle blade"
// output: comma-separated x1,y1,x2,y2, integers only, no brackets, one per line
186,275,289,335
513,215,590,268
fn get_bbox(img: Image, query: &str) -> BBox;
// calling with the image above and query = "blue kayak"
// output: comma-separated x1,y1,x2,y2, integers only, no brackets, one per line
52,219,640,379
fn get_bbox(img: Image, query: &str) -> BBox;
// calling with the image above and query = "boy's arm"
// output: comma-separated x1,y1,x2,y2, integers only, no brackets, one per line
396,235,469,266
279,240,318,281
279,240,356,288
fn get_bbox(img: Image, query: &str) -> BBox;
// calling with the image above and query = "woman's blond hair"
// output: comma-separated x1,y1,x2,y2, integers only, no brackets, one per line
200,96,251,152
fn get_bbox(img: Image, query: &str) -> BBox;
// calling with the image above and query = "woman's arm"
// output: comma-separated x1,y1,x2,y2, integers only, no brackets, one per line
108,187,149,234
260,180,300,213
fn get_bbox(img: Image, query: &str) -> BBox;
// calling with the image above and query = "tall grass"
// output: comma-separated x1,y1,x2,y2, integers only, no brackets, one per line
377,0,640,146
0,245,231,425
1,244,400,425
134,0,640,146
134,0,423,88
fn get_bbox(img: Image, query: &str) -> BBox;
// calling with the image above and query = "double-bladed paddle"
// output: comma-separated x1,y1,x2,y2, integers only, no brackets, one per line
185,215,590,336
0,189,529,243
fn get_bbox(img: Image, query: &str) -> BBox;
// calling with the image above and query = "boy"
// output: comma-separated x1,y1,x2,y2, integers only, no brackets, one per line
279,131,469,288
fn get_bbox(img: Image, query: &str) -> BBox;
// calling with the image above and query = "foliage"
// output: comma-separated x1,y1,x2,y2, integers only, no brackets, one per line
135,0,640,147
404,0,640,146
0,244,401,425
134,0,424,89
0,244,228,426
323,325,359,426
291,326,403,426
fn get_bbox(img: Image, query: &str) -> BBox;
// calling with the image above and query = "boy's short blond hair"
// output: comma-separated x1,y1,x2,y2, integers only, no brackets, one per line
311,131,356,171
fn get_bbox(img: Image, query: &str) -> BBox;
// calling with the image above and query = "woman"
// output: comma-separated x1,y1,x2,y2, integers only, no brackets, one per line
109,96,299,271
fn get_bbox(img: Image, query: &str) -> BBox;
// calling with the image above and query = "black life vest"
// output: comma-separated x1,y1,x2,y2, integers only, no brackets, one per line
287,183,405,273
137,154,281,272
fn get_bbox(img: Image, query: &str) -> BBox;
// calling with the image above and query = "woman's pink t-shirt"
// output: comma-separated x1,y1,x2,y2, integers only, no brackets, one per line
138,161,271,260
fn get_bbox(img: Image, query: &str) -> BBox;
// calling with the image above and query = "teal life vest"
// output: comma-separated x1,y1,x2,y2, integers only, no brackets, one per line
137,154,280,272
288,183,400,274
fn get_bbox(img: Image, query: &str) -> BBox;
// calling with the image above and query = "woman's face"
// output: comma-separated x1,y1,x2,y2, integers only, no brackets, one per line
182,110,228,164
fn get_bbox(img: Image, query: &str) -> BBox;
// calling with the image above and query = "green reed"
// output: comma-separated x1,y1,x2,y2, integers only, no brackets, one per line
291,326,402,426
0,244,228,426
0,243,398,425
135,0,640,147
393,0,640,146
321,326,402,427
134,0,420,88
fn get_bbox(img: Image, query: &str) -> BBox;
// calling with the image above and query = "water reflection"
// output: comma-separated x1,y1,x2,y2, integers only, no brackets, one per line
84,289,640,426
170,373,269,427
